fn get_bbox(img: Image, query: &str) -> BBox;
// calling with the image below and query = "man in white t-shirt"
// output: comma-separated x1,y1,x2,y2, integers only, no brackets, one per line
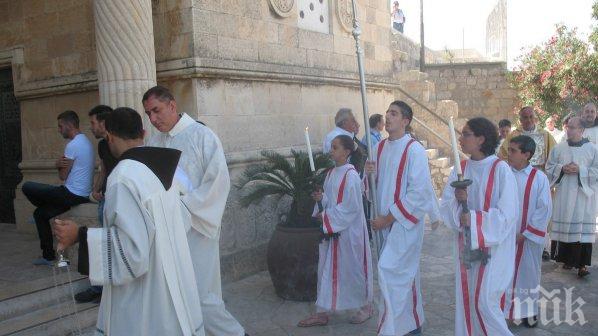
22,110,94,265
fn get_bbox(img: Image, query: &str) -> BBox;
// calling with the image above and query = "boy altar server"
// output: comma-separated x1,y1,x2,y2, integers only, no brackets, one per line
502,135,552,328
368,101,439,336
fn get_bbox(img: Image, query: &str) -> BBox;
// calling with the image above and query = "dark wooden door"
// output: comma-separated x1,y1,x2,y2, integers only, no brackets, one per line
0,69,22,223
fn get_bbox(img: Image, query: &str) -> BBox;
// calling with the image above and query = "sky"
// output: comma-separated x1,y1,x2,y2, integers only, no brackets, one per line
392,0,595,67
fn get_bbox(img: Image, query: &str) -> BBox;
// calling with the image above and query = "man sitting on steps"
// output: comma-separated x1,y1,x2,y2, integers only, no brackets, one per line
22,110,94,265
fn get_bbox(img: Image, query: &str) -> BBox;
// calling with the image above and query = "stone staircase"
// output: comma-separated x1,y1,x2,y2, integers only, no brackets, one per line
0,268,99,336
0,206,100,336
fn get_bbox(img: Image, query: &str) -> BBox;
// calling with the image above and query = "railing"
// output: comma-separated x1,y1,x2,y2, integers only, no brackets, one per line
412,116,467,158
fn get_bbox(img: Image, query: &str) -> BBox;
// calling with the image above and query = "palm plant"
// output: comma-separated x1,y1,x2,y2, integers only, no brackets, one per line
236,150,333,228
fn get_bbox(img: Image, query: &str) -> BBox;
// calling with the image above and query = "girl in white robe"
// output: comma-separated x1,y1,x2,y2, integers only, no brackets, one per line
298,135,373,327
441,117,519,336
501,135,552,327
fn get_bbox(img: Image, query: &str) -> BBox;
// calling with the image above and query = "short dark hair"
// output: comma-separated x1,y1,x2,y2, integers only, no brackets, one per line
369,114,383,129
510,135,536,160
390,100,413,126
105,107,144,140
333,135,355,154
498,119,511,128
466,117,499,156
88,105,113,122
57,110,79,128
142,85,175,103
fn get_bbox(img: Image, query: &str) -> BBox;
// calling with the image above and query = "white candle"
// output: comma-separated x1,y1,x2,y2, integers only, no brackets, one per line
305,127,316,172
448,117,462,176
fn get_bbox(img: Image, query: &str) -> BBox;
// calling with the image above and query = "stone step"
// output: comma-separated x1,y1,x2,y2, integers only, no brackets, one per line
0,273,89,322
426,148,438,160
429,157,449,168
0,300,98,336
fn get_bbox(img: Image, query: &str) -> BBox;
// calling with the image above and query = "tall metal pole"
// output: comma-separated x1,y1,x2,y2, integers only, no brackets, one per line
350,0,383,258
419,0,425,72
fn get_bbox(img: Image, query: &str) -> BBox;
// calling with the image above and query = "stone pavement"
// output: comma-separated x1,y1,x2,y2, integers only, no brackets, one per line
222,224,598,336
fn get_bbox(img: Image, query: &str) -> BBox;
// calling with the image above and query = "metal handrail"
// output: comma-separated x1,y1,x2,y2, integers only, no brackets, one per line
395,85,463,136
412,116,468,159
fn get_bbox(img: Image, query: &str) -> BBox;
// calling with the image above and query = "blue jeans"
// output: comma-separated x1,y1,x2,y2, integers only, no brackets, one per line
393,22,404,33
22,181,89,260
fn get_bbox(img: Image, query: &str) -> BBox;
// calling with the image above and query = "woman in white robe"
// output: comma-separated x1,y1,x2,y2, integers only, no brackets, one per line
441,117,518,336
298,135,373,327
501,135,552,327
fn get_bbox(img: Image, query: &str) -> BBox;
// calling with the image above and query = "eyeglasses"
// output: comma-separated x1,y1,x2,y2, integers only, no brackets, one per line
461,132,475,137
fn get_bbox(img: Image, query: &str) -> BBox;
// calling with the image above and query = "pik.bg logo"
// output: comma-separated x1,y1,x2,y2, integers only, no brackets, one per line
510,286,587,326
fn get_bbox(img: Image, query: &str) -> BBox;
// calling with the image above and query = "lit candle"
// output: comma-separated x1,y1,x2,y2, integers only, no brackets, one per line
305,127,316,172
448,117,462,176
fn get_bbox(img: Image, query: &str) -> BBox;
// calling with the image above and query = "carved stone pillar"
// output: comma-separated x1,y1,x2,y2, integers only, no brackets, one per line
93,0,157,130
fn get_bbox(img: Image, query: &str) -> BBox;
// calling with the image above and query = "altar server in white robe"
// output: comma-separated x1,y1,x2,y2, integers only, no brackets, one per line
54,107,205,336
580,102,598,145
298,135,373,327
367,101,439,336
502,135,552,328
546,116,598,278
143,86,246,336
441,117,518,336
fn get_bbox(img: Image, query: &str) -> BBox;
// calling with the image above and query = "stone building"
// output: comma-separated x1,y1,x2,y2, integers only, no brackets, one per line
486,0,507,62
0,0,516,282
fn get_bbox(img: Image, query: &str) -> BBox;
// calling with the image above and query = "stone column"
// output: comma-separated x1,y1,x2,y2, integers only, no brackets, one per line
93,0,157,131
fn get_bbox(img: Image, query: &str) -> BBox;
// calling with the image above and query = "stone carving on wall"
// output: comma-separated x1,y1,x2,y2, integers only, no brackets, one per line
269,0,295,18
336,0,354,32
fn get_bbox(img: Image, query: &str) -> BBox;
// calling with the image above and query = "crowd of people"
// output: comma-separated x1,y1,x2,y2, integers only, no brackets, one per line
298,101,596,335
22,88,596,335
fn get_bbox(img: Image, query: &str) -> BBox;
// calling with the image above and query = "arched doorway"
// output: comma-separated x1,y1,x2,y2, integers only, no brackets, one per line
0,68,22,223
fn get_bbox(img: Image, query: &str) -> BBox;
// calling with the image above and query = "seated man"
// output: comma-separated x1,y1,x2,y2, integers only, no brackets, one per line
22,110,94,265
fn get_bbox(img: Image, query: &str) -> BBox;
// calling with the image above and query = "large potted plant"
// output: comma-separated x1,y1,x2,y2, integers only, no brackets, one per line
236,150,332,301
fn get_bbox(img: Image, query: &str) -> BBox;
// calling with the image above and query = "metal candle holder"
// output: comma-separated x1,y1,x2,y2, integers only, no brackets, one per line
450,176,490,269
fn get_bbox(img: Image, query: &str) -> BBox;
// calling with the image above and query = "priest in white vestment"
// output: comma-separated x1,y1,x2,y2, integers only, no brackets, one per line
580,102,598,145
298,135,373,327
502,135,552,328
441,117,518,336
143,86,246,336
546,116,598,277
368,101,439,336
54,108,205,336
544,117,564,143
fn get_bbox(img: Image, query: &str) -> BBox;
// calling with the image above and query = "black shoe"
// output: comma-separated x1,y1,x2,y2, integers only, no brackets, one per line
408,327,422,335
542,250,550,261
523,316,538,328
75,288,102,303
578,267,590,277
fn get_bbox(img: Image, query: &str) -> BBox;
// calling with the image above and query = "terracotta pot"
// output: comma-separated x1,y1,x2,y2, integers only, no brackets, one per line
267,224,321,301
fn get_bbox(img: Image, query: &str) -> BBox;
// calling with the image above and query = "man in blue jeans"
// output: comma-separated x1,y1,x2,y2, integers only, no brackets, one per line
22,110,94,265
75,105,118,303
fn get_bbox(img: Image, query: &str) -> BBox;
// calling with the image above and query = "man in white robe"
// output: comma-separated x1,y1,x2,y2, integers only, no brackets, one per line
546,116,598,277
580,102,598,145
441,117,518,336
502,135,552,327
143,86,246,336
323,108,357,153
368,101,439,336
54,107,204,336
544,117,564,143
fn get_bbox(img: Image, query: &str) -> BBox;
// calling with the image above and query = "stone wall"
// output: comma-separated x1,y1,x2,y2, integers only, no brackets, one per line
425,62,517,123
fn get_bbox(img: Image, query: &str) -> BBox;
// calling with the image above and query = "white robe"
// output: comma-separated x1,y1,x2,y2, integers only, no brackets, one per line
502,165,552,319
546,127,565,143
545,141,598,243
313,164,373,311
89,159,204,336
374,134,439,336
323,126,354,153
147,114,244,336
441,155,518,336
583,126,598,146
